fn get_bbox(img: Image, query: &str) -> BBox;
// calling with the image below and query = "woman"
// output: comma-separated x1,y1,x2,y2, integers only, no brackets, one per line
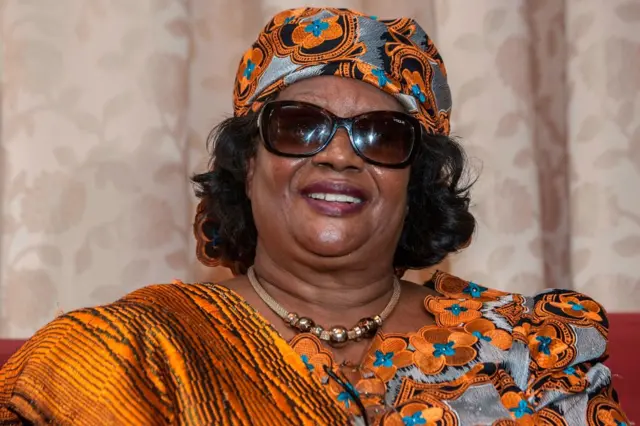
0,7,628,426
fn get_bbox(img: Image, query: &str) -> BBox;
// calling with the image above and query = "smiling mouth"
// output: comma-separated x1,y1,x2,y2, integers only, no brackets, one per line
305,193,363,204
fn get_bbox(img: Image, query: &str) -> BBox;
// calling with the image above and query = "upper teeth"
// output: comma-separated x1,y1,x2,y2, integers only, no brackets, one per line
307,193,363,203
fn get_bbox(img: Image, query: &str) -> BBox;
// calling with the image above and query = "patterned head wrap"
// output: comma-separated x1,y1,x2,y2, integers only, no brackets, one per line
234,7,452,135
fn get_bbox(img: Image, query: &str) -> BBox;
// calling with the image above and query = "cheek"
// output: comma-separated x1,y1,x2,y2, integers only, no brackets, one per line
375,169,411,210
251,150,303,201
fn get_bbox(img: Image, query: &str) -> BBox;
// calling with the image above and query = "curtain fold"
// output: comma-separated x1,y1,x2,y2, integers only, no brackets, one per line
1,0,639,338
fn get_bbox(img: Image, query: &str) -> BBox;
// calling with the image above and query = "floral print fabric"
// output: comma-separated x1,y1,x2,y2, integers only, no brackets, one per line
290,271,629,425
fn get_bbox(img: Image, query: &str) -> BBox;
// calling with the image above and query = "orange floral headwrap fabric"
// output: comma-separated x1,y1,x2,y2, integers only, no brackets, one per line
233,7,452,135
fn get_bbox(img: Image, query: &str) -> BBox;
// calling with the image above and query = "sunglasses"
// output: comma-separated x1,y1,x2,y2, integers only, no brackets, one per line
257,100,421,168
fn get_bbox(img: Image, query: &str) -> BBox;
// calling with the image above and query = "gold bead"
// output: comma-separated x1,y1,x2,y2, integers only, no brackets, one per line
296,317,315,332
373,315,383,326
353,326,364,340
357,317,379,338
286,312,299,327
329,326,349,347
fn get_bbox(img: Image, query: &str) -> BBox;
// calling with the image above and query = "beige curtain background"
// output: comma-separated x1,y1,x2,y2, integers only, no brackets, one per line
1,0,639,338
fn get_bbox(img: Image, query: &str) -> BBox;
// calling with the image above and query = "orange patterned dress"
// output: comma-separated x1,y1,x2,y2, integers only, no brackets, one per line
0,272,629,425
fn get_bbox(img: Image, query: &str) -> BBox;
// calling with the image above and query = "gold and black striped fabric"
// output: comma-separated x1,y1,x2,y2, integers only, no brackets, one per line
0,281,350,425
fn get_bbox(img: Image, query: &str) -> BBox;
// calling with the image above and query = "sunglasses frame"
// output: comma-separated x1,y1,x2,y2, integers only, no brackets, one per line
257,100,422,168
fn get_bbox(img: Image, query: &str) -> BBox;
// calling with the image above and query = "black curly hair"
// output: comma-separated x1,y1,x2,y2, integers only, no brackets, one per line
192,111,476,272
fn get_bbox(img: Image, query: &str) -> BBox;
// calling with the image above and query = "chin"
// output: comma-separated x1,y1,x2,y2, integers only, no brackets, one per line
293,226,364,258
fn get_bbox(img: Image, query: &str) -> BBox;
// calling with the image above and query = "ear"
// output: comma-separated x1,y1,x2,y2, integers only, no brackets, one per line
245,156,256,200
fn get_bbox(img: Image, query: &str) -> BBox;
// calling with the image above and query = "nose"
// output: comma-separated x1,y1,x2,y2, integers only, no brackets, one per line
311,127,365,172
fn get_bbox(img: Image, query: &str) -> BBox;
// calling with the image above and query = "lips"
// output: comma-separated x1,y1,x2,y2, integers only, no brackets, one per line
300,181,369,217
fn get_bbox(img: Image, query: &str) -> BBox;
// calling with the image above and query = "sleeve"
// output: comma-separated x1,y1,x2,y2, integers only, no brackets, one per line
0,305,174,426
512,289,630,425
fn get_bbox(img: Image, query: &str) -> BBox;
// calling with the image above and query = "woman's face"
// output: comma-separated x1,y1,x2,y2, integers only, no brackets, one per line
247,76,411,267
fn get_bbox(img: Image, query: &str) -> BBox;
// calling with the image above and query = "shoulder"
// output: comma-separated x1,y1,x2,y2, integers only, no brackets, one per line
12,280,234,353
0,281,234,423
425,270,609,339
1,280,241,373
424,271,614,407
35,281,228,336
423,272,621,409
117,279,236,317
424,271,610,377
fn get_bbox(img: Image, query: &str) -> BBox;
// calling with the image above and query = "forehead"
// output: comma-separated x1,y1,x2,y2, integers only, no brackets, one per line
276,76,404,117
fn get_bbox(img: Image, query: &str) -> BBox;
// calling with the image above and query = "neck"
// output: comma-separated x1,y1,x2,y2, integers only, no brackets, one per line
251,244,397,325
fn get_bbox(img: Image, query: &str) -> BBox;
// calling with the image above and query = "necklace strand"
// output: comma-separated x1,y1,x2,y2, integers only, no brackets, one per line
247,266,401,347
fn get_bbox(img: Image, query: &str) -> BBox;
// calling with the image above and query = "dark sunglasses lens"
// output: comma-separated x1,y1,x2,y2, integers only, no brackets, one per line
352,113,416,165
263,104,332,156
